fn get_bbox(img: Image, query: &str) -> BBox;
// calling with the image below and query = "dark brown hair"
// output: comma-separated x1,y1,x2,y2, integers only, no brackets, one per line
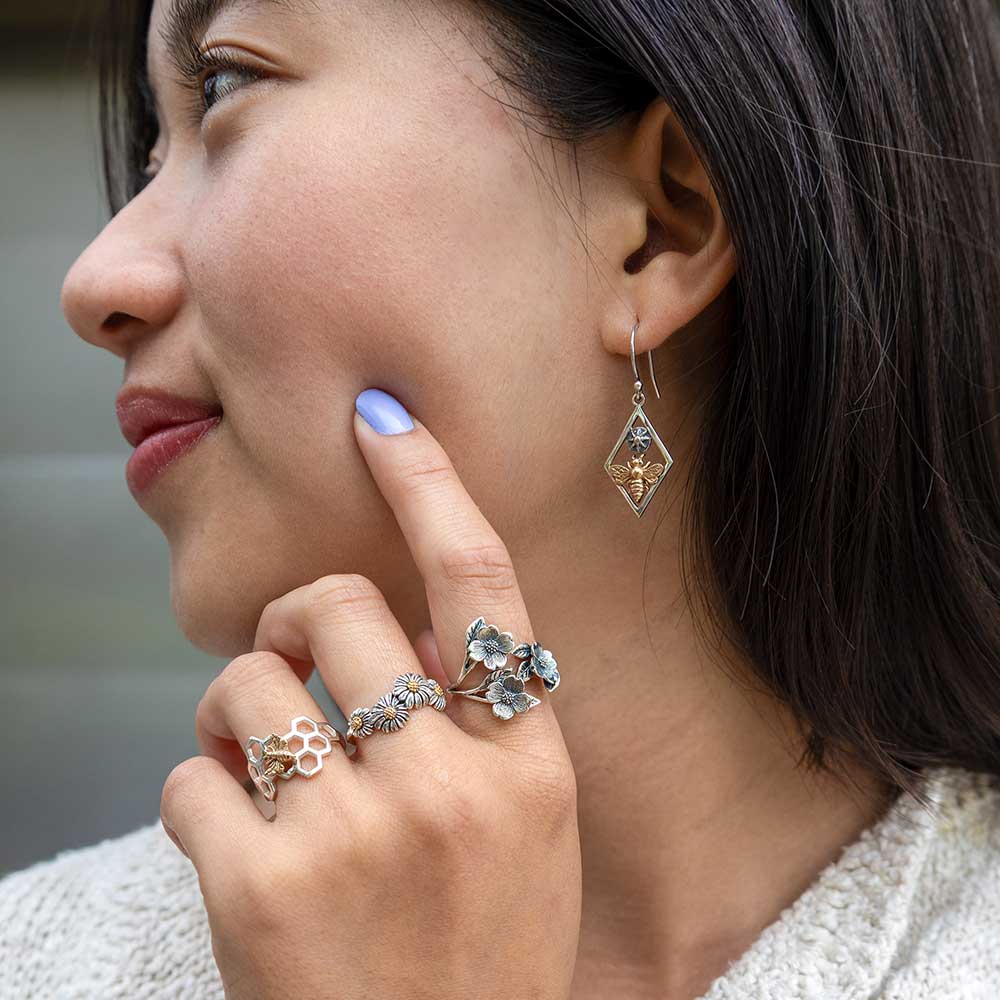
95,0,1000,808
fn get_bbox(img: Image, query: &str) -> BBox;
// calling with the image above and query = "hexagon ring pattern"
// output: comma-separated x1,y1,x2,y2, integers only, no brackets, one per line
244,716,345,803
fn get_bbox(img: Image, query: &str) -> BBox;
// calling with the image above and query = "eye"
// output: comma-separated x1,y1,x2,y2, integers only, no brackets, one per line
200,60,262,115
134,45,270,185
177,47,267,127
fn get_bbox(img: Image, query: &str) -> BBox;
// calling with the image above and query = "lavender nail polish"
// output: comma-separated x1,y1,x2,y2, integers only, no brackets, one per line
355,388,414,435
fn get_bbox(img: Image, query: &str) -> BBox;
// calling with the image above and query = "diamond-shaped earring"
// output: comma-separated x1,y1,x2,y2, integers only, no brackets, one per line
604,319,673,518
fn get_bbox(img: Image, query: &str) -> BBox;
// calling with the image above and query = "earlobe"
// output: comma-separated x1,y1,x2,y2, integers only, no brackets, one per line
600,96,737,356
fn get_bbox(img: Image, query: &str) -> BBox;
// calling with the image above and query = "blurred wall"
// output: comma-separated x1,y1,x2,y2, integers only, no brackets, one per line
0,3,340,875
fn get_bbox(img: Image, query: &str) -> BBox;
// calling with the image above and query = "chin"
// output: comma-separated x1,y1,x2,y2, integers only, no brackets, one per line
168,552,266,659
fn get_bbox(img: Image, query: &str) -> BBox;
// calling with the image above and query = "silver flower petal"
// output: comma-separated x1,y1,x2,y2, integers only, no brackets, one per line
468,623,516,671
501,674,525,696
468,638,490,662
419,676,447,711
534,645,557,672
510,691,530,713
485,681,506,703
392,672,431,708
492,701,515,720
346,706,374,740
514,642,561,692
370,693,409,733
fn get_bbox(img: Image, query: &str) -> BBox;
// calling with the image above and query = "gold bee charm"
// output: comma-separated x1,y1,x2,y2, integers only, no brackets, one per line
610,454,666,505
258,733,297,779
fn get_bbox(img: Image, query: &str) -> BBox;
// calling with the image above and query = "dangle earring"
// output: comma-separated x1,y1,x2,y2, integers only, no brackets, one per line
604,319,673,517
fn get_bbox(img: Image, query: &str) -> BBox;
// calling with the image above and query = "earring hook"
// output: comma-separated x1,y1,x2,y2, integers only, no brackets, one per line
629,319,661,400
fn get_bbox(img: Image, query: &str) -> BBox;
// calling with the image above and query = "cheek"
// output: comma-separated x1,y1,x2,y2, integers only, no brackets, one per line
189,95,544,425
161,70,610,655
180,77,596,559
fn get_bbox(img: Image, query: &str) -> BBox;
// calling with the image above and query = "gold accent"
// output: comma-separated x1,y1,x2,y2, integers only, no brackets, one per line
259,734,296,779
609,455,665,505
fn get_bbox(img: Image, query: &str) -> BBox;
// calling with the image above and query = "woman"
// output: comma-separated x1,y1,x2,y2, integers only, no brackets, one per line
3,0,999,996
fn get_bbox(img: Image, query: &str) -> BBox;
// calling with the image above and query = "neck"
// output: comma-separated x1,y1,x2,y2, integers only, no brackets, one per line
510,489,896,999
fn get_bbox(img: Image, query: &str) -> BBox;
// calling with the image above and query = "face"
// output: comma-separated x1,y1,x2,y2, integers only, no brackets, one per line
60,0,643,657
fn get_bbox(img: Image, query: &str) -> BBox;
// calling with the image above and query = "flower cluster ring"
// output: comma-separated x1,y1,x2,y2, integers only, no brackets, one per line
445,616,561,720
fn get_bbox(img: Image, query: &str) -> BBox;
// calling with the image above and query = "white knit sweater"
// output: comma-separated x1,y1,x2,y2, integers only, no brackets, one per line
1,764,998,999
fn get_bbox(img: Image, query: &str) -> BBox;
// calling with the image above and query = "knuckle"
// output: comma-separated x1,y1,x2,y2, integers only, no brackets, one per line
320,799,393,873
304,573,386,624
396,450,456,494
435,535,520,597
254,594,285,640
160,756,217,825
210,650,288,705
258,592,283,623
526,757,578,825
407,773,494,844
234,853,305,923
332,824,380,873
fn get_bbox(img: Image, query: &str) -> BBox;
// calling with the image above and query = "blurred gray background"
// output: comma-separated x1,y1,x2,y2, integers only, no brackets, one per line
0,2,341,875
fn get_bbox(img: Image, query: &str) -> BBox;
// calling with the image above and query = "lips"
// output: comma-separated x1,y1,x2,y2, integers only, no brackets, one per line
116,387,223,448
116,387,223,495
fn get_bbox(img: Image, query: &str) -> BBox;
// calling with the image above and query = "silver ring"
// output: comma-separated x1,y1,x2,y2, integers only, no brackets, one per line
244,715,344,802
345,671,448,744
446,616,560,720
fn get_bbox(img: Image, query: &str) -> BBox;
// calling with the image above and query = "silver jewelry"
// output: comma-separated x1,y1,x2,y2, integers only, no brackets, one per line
345,671,448,744
605,318,673,517
446,616,560,719
244,715,343,802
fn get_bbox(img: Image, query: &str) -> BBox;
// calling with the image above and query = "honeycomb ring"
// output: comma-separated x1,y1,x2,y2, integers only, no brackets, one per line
244,715,345,804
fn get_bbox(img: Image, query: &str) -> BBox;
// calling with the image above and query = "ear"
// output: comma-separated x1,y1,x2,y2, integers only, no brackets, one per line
598,97,736,358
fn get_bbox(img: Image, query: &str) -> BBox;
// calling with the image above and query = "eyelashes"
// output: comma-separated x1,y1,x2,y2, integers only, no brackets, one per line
176,46,268,129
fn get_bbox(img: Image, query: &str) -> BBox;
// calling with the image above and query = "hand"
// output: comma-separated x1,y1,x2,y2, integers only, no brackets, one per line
159,397,582,1000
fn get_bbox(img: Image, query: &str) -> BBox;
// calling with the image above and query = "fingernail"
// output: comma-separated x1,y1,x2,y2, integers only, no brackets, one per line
355,388,414,435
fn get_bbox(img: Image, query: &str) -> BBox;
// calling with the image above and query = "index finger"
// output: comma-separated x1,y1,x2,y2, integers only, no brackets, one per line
353,388,562,748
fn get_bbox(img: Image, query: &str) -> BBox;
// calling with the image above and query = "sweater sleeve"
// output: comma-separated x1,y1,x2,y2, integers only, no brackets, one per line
0,819,225,1000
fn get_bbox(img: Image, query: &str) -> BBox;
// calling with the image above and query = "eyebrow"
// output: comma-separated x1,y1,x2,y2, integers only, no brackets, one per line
149,0,315,106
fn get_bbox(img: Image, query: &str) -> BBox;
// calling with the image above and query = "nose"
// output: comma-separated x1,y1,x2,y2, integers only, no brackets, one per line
60,192,185,360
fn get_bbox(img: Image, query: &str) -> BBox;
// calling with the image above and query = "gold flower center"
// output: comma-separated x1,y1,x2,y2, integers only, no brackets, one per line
385,706,397,719
407,679,420,691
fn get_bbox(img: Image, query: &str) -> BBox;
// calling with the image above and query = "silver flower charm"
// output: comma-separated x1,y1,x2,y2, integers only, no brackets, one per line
625,424,652,454
468,621,516,671
485,670,541,720
347,706,374,740
420,676,448,711
448,616,562,712
392,671,431,708
369,692,409,733
514,641,560,692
